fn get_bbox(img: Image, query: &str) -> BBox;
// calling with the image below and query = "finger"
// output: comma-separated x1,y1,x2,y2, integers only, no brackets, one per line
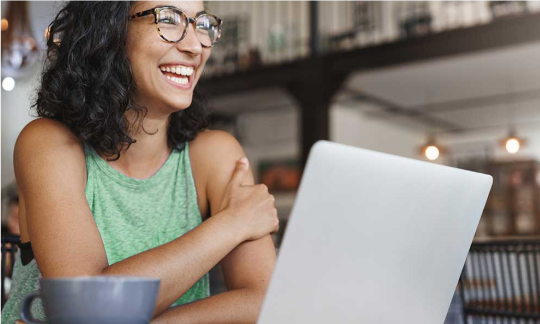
229,157,249,187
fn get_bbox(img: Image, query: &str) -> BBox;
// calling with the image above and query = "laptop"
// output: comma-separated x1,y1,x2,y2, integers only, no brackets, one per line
257,140,492,324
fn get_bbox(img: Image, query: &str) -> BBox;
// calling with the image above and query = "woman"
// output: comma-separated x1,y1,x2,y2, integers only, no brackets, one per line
1,1,279,323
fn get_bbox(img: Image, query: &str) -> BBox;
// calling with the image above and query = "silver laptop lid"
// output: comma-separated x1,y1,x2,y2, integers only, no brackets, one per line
258,140,492,324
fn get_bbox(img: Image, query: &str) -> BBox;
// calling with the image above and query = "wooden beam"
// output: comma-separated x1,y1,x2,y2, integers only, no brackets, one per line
310,1,321,55
287,58,349,167
199,59,308,97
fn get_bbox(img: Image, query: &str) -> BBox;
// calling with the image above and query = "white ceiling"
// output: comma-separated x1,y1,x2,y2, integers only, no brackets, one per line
343,41,540,133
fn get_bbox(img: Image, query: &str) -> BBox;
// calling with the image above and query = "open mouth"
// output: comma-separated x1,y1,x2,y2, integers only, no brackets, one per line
158,65,195,87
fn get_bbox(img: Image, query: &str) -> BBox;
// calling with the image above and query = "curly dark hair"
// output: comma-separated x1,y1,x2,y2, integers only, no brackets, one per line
33,1,210,161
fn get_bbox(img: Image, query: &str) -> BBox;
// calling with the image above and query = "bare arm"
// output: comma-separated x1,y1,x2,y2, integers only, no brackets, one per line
151,131,278,324
15,120,258,317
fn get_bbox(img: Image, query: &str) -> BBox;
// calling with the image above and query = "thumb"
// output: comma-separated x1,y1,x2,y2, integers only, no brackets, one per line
229,157,249,187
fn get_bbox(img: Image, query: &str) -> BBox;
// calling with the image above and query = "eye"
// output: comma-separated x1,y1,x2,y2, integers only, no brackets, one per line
157,12,180,25
158,18,175,24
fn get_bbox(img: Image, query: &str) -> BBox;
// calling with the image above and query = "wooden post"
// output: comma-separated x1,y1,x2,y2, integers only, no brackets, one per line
310,1,321,55
287,57,348,169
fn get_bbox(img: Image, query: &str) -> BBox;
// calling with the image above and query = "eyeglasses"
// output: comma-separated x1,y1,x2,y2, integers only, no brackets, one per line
129,6,222,48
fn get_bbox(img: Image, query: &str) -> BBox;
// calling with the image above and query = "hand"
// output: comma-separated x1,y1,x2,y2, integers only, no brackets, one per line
218,157,280,242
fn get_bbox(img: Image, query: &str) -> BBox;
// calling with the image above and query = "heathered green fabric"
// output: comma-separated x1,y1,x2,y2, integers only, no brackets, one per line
2,142,210,324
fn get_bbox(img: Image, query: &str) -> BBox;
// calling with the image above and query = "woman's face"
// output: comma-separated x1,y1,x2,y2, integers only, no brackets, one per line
127,1,211,117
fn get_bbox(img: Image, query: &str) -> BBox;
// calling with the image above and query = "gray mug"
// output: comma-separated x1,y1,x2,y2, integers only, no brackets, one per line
20,276,160,324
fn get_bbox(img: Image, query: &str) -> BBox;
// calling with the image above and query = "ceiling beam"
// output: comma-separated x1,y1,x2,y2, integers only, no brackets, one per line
399,89,540,114
199,59,309,97
339,88,465,132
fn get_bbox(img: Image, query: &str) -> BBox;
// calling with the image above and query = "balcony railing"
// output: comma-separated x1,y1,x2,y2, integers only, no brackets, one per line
204,1,540,78
459,239,540,323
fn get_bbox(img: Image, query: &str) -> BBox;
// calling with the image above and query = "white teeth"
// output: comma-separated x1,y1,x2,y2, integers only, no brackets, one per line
159,65,194,78
166,75,188,85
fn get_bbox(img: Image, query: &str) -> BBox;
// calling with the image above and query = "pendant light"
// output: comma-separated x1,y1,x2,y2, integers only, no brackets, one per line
418,89,446,161
419,133,447,161
500,87,526,154
501,128,526,154
1,1,41,78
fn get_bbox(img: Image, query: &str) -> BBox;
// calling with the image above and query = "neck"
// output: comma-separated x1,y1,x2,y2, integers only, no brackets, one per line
99,110,173,179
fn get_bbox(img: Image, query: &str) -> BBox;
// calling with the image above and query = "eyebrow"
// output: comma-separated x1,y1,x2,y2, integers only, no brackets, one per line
149,4,207,16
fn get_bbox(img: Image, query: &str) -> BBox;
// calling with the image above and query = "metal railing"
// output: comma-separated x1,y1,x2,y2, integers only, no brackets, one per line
458,239,540,324
203,1,540,78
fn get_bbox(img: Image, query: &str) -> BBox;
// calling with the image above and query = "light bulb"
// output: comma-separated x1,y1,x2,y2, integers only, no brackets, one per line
2,77,15,91
505,138,520,154
425,145,440,161
1,19,8,31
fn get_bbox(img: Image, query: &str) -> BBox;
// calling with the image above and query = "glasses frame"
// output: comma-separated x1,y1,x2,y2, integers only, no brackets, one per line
129,6,222,47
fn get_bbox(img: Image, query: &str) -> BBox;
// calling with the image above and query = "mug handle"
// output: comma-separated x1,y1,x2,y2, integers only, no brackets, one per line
20,291,46,324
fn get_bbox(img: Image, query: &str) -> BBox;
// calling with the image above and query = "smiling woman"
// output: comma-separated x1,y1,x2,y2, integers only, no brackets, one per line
1,2,279,324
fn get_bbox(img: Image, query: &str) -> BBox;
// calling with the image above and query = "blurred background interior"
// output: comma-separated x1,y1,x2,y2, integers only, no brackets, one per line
1,2,540,324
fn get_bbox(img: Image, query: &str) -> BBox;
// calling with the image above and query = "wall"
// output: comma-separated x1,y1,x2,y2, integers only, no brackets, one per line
1,1,58,190
440,126,540,164
330,104,426,160
227,102,429,219
329,103,540,168
1,64,40,189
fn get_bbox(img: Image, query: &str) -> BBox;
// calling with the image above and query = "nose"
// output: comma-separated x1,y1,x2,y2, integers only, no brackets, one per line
176,21,202,56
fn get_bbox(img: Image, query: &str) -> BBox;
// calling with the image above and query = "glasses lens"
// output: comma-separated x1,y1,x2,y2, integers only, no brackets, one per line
157,8,186,42
196,15,221,47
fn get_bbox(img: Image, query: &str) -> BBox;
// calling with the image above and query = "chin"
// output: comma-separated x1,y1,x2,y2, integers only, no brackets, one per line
167,97,193,112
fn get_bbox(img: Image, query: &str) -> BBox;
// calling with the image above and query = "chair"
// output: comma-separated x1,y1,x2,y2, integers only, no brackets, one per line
458,238,540,324
1,235,20,309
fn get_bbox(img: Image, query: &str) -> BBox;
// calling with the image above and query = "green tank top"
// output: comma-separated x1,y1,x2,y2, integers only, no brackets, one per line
1,142,210,324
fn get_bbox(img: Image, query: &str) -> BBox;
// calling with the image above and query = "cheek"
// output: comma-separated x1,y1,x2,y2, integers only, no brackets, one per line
201,48,211,67
127,27,161,68
194,48,211,80
127,38,167,92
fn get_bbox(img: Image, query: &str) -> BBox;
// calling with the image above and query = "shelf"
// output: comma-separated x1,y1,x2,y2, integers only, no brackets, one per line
200,12,540,100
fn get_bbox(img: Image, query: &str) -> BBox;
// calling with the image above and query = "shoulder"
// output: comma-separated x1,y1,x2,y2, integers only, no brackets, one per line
14,118,86,185
189,129,247,177
189,129,254,215
16,118,84,153
189,129,244,155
